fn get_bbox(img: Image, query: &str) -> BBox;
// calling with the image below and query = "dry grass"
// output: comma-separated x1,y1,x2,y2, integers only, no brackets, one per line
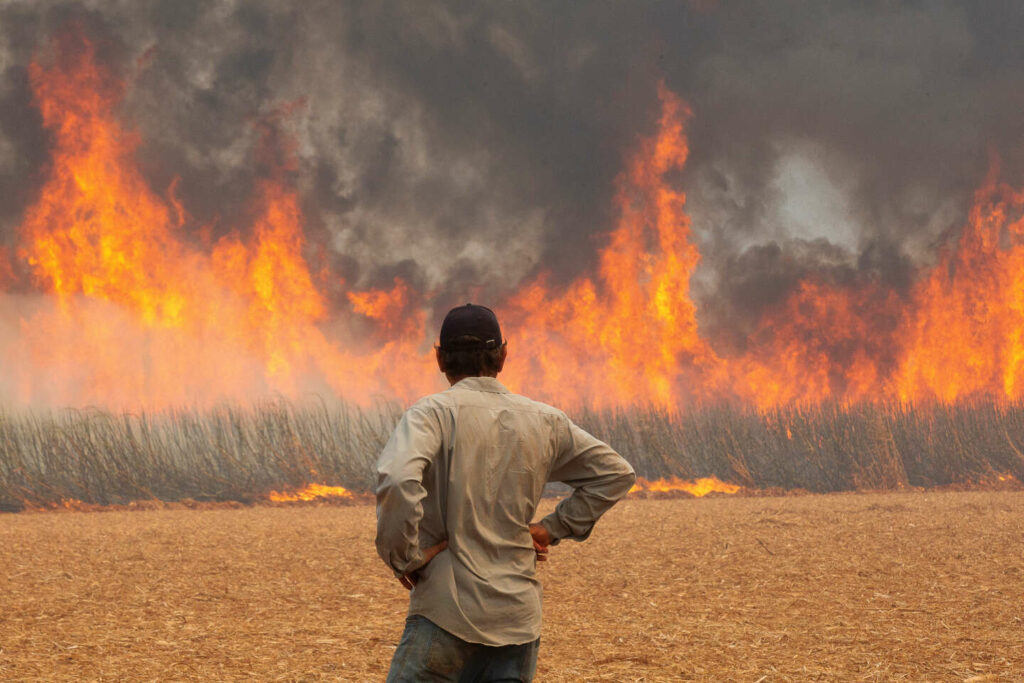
4,400,1024,510
1,491,1021,681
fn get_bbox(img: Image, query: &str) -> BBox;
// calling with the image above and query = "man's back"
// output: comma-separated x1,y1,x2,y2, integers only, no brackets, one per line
376,376,635,646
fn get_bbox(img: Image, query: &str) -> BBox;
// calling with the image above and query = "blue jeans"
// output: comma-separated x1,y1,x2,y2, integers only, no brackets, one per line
385,615,539,683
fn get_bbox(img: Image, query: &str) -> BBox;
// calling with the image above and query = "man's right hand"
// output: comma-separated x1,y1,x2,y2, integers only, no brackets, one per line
398,540,448,590
529,523,551,562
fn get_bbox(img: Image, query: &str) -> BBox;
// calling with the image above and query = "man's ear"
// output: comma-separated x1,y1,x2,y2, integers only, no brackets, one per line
435,346,446,374
495,342,508,373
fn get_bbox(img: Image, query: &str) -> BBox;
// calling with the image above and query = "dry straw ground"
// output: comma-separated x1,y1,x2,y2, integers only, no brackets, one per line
1,491,1021,682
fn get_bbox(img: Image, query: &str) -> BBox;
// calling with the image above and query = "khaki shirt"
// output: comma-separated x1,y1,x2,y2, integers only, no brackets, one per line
375,376,635,646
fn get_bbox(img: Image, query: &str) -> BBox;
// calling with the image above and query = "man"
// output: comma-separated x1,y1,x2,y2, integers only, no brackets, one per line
375,303,635,682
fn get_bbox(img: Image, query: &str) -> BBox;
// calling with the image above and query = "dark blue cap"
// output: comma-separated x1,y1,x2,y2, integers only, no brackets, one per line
439,304,503,351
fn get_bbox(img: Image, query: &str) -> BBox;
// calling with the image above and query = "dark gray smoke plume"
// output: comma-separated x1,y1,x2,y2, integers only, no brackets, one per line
2,1,1023,336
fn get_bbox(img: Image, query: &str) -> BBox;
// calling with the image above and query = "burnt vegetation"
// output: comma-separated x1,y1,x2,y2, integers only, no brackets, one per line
1,401,1022,511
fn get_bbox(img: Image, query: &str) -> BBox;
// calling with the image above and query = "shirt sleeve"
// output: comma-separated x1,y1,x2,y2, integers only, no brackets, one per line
538,419,636,545
375,404,443,576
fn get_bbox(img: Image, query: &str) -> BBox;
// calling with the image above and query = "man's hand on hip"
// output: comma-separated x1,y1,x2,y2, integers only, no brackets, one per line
398,540,448,590
529,524,551,562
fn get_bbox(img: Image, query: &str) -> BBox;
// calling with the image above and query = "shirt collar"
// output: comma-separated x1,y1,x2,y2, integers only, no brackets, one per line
450,376,510,394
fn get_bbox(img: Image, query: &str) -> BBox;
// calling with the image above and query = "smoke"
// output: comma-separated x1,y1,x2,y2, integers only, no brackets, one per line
1,1,1023,338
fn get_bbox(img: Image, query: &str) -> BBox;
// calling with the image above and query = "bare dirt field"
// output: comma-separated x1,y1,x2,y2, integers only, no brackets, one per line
1,491,1021,682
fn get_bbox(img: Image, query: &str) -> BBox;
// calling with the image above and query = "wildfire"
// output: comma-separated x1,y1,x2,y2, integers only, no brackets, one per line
267,483,352,502
7,30,434,409
7,29,1024,413
500,85,722,407
630,476,741,497
500,85,1024,408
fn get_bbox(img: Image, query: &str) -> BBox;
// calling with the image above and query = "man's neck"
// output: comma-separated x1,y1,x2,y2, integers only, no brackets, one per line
446,372,498,386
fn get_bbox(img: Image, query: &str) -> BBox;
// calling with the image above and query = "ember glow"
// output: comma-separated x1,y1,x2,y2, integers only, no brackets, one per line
6,32,1024,412
267,484,352,503
630,476,741,497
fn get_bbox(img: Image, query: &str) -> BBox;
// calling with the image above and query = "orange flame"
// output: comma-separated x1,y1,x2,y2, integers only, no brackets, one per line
8,31,435,409
728,168,1024,406
9,30,1024,413
267,483,352,502
630,476,741,497
500,85,722,408
501,82,1024,409
893,172,1024,403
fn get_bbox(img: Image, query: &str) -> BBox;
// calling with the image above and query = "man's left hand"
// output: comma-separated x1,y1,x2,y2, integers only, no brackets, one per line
398,540,448,590
529,523,551,562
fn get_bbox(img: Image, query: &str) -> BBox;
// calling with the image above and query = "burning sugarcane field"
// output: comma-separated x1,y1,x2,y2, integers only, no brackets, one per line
1,3,1023,681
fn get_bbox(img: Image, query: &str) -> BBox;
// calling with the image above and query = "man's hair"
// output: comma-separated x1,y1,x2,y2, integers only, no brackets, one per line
439,335,506,377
